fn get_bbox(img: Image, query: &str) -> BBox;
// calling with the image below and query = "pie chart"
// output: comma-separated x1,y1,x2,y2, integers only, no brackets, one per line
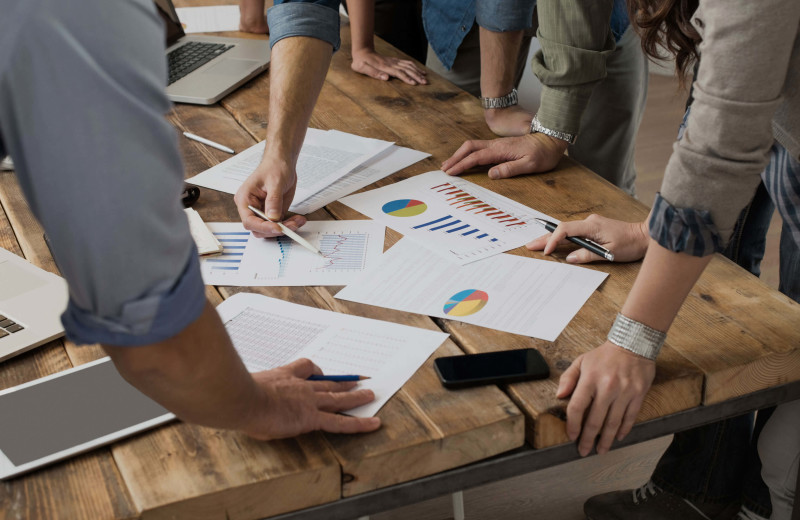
382,199,428,217
443,289,489,317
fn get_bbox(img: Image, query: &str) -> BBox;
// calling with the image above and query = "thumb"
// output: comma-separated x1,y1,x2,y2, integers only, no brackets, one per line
566,248,604,264
488,157,533,179
263,178,285,221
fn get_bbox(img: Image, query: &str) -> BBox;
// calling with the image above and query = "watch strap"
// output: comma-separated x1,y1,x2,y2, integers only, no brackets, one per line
481,88,518,109
530,114,577,145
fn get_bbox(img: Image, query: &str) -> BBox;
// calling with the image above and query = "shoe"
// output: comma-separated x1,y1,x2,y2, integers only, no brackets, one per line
584,481,740,520
735,507,769,520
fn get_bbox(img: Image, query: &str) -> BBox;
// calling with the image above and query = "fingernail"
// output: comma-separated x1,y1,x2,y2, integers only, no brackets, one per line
488,169,497,179
566,252,578,263
267,210,280,221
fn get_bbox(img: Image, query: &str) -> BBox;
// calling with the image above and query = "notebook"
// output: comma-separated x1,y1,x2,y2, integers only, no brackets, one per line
154,0,270,105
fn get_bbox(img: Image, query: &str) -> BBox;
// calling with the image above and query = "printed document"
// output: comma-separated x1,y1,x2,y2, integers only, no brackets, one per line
217,293,449,417
339,170,552,265
175,6,240,33
186,129,396,206
200,221,385,286
336,238,608,341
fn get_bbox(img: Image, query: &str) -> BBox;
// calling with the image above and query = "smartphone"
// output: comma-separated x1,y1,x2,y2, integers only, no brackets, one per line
434,348,550,389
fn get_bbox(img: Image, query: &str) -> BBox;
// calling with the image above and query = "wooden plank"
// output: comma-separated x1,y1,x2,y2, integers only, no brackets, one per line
178,98,523,497
0,175,138,520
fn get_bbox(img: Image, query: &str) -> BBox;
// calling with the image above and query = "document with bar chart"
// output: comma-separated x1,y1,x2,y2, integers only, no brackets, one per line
199,221,385,286
336,238,608,341
339,170,554,265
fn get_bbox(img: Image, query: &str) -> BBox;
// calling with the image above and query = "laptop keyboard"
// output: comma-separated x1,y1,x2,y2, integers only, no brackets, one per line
167,42,233,85
0,314,24,339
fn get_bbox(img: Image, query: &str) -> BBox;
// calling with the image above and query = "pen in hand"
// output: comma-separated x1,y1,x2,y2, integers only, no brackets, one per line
307,375,371,382
247,205,324,257
534,218,615,261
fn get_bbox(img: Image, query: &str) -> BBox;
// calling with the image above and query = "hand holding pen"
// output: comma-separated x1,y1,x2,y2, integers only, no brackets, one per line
527,214,650,264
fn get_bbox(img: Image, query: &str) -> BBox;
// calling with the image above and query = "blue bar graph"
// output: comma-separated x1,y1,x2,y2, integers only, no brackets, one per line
446,224,471,233
413,215,452,229
430,220,462,231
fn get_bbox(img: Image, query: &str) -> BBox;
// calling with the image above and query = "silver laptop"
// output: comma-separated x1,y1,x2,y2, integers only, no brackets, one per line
0,247,68,363
155,0,270,105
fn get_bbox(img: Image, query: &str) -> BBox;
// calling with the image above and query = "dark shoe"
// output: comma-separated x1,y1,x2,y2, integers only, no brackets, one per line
585,481,740,520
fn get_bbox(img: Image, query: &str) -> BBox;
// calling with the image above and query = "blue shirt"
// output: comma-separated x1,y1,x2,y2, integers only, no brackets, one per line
269,0,341,51
424,0,630,70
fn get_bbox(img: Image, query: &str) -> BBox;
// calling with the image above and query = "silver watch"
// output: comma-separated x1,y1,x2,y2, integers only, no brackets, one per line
481,88,518,109
607,313,666,361
530,114,577,145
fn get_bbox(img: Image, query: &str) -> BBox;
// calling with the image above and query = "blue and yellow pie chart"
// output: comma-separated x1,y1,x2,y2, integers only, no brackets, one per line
443,289,489,317
382,199,428,217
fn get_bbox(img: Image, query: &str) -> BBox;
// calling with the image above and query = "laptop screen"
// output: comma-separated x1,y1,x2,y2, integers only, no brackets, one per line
154,0,185,47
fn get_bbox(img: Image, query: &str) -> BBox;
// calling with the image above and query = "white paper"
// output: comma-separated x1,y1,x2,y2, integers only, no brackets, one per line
175,6,241,33
216,293,449,417
186,129,395,206
185,208,223,255
336,238,608,341
339,170,554,265
290,142,430,214
200,220,385,286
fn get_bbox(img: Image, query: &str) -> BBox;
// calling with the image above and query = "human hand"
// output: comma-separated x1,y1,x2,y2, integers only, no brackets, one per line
484,106,534,137
351,48,427,85
527,214,649,264
239,0,268,34
242,359,380,440
557,342,656,456
441,133,567,179
233,154,306,238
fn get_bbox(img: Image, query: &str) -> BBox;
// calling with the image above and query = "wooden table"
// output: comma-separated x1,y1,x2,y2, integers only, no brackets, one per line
2,12,800,520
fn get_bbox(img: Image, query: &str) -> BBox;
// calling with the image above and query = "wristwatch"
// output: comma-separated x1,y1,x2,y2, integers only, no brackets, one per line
530,114,577,145
481,88,518,109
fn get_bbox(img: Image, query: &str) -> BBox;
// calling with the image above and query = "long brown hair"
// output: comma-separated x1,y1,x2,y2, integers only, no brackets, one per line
627,0,701,86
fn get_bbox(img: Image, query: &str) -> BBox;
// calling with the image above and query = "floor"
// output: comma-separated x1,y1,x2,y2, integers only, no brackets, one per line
373,71,783,520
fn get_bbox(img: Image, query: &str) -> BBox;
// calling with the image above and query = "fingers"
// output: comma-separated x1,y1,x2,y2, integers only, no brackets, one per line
316,388,376,412
566,248,604,264
617,393,644,441
286,358,322,378
487,156,535,180
595,399,628,455
316,412,381,434
353,61,390,81
556,356,581,399
309,380,358,392
441,140,490,174
263,176,286,222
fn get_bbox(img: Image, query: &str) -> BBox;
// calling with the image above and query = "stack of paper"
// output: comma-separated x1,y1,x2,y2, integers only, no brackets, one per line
186,129,429,214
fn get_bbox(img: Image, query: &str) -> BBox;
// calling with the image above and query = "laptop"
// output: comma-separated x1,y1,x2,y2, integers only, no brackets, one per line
155,0,270,105
0,247,68,363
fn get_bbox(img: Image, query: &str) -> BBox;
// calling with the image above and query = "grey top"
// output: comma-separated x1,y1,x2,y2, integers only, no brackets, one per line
650,0,800,253
0,0,205,346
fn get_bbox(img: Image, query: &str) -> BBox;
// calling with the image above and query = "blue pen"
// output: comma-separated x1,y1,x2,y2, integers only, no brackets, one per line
307,374,371,382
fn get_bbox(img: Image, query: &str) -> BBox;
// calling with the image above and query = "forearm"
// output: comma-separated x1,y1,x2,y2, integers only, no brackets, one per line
621,239,713,332
103,301,261,431
263,36,332,163
346,0,375,53
479,27,523,98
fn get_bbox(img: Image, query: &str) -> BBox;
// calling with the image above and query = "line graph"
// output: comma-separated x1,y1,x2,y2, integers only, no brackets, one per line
317,233,369,271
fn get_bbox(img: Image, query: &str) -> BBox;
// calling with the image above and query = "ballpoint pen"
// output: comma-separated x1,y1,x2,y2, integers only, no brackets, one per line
182,132,235,154
534,218,615,261
247,205,324,256
307,375,371,382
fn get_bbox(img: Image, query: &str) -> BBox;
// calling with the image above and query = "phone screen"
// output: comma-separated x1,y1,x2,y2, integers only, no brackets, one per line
434,348,550,388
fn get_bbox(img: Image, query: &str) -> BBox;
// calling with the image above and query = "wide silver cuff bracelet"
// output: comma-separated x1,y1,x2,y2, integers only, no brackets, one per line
607,313,666,361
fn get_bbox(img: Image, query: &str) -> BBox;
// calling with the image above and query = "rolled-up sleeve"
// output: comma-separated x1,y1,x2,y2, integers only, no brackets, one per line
654,0,800,253
268,0,341,51
476,0,535,33
0,0,206,346
530,0,615,135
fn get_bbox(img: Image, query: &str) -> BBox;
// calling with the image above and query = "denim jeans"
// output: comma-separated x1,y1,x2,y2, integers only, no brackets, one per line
651,147,800,517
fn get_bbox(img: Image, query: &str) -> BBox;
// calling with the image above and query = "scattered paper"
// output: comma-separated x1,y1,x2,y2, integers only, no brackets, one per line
186,128,394,206
185,208,223,256
336,238,608,341
217,292,449,417
339,170,553,265
175,6,241,33
200,220,385,286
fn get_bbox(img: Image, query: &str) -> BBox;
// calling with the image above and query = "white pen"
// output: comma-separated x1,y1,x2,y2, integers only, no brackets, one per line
247,205,324,257
182,132,235,154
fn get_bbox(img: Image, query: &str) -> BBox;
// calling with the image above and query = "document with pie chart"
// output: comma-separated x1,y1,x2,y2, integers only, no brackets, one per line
339,170,554,265
336,238,608,341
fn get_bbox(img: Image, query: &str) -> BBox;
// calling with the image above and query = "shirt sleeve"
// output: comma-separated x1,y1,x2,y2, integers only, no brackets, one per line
0,0,206,346
475,0,535,33
652,0,800,253
268,0,341,51
530,0,615,136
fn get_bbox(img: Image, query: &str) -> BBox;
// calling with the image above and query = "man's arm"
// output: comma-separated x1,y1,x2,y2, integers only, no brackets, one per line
346,0,427,85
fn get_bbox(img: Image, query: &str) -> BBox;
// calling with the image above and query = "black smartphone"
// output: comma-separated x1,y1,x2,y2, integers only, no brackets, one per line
434,348,550,389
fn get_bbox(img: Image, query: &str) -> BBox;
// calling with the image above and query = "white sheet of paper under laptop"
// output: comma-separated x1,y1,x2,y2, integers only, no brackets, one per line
217,293,448,417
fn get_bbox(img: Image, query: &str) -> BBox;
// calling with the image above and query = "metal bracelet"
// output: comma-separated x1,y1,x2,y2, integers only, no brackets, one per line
529,114,577,145
607,313,666,361
481,88,518,109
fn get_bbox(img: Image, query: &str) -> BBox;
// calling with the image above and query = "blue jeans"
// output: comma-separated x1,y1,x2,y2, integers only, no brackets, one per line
652,146,800,517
